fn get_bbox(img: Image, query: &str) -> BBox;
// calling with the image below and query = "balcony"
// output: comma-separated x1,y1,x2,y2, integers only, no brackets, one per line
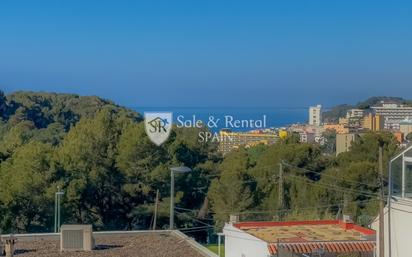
390,145,412,198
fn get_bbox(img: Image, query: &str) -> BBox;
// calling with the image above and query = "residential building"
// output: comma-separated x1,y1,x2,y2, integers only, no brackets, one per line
289,124,324,144
336,133,357,155
346,109,364,119
218,130,278,155
309,105,322,126
371,103,412,130
224,219,376,257
298,130,316,143
339,117,348,126
362,113,384,131
399,118,412,139
323,123,349,134
372,145,412,257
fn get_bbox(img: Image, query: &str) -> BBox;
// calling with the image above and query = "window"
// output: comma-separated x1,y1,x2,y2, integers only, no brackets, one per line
391,156,402,197
405,162,412,198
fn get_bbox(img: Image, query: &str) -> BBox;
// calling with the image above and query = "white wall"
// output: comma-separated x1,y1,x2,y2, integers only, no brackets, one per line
223,224,271,257
372,197,412,257
309,105,322,126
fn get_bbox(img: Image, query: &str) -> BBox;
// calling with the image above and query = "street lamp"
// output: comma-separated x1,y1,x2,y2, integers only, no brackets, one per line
54,186,64,233
217,232,224,257
170,166,192,230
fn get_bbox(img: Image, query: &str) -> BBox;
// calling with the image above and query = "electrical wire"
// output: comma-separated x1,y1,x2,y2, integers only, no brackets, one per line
285,174,382,199
281,161,380,189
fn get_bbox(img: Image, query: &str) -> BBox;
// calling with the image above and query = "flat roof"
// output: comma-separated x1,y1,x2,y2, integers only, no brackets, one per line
233,220,375,243
2,231,211,257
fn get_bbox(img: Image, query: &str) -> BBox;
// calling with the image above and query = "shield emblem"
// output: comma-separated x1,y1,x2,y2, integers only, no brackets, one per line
144,112,173,146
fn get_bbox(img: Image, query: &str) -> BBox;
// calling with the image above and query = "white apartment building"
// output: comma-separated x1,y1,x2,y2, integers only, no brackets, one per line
346,109,364,119
309,105,322,126
371,103,412,130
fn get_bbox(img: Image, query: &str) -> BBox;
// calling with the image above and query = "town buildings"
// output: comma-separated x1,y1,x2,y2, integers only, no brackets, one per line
223,218,376,257
309,105,322,126
218,130,278,155
362,113,384,132
371,103,412,130
289,124,324,144
346,108,364,119
323,123,349,134
336,133,358,156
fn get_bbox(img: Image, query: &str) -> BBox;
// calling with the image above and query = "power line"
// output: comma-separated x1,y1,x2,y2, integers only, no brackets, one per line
209,199,377,215
175,209,213,227
285,174,381,199
178,225,214,231
282,161,380,189
205,161,381,191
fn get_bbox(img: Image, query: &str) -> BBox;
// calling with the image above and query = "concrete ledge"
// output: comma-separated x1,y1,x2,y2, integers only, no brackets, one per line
173,230,219,257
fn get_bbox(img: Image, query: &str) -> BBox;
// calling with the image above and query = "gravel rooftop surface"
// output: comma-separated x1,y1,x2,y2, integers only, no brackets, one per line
11,233,205,257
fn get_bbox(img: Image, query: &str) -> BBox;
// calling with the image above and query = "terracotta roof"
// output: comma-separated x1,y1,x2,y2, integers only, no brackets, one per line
268,241,376,254
232,220,376,254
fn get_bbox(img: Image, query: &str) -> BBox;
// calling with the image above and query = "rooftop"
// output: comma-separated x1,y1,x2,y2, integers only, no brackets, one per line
233,220,374,243
231,220,376,255
1,231,214,257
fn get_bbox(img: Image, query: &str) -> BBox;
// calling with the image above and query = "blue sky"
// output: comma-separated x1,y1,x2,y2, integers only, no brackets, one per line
0,0,411,107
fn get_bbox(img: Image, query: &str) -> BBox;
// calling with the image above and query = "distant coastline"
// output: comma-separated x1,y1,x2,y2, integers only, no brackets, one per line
133,106,308,131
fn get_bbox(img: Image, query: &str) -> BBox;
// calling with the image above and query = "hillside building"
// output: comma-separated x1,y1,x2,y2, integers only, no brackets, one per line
218,130,278,155
323,123,349,134
371,103,412,130
346,109,364,119
362,114,384,131
309,105,322,126
336,133,358,155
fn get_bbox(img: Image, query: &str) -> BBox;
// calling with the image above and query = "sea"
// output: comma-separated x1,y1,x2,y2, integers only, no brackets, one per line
133,106,308,132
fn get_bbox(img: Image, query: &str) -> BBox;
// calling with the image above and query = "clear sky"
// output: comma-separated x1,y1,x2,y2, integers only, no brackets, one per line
0,0,411,108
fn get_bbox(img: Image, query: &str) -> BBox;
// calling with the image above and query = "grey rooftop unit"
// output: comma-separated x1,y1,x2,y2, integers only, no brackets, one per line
60,224,94,251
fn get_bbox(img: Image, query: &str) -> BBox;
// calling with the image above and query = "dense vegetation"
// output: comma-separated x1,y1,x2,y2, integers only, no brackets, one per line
0,91,400,239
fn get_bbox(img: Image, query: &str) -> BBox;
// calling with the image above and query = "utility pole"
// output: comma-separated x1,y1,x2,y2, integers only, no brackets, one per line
54,186,64,233
153,189,159,230
169,166,192,230
379,145,385,257
278,162,284,221
170,170,175,230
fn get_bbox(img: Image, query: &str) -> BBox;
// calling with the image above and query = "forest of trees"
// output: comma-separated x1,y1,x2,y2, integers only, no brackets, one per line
0,91,401,241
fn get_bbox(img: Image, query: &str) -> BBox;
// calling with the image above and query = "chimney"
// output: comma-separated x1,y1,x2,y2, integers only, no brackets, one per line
4,236,16,257
229,215,239,224
343,214,353,223
340,215,354,230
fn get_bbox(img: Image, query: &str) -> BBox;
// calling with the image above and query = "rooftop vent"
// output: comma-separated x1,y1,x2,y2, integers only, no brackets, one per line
60,225,94,251
343,215,353,223
229,215,239,224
